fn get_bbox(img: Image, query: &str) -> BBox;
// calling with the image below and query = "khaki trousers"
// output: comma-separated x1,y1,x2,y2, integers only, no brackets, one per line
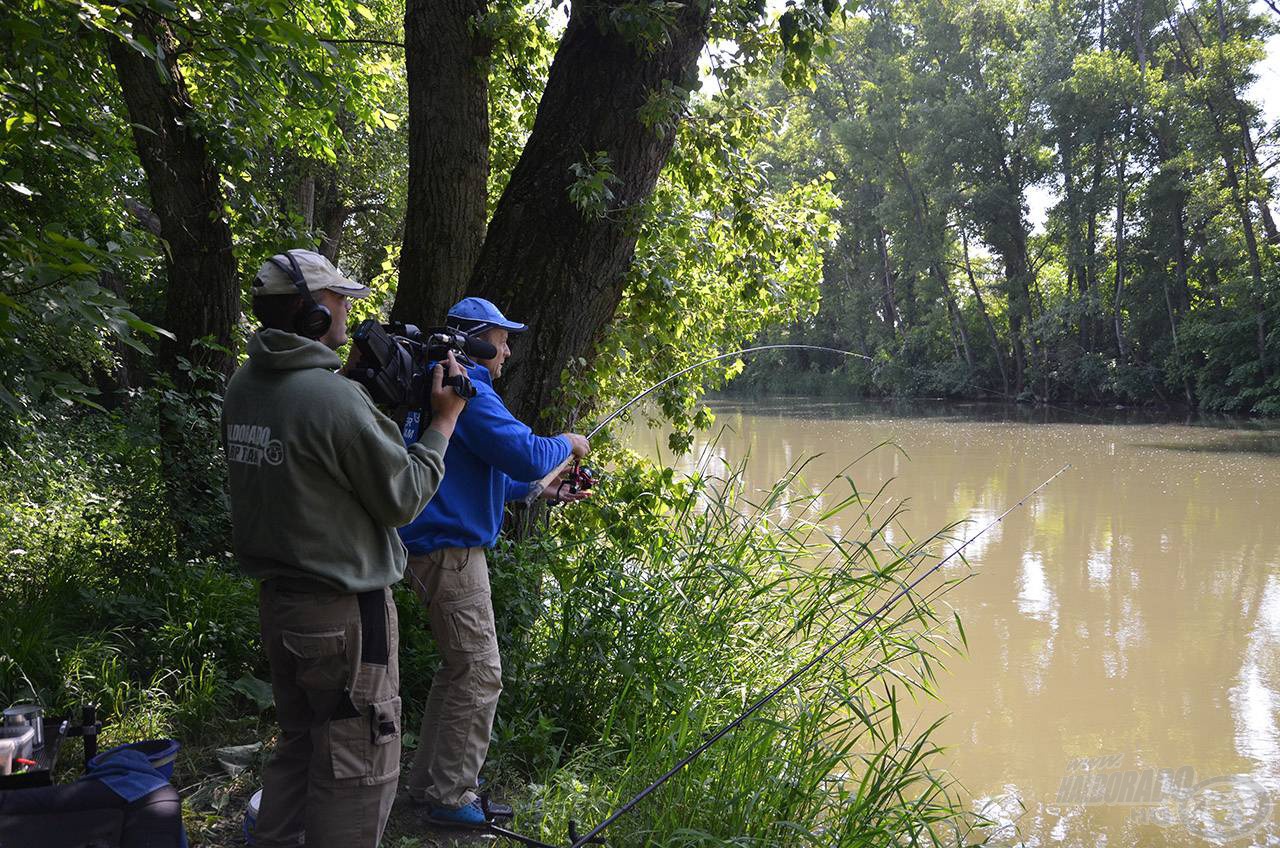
405,547,503,808
255,582,401,848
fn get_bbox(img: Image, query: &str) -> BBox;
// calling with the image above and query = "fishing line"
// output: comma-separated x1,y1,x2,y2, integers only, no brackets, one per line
492,464,1070,848
586,344,1109,441
587,344,866,439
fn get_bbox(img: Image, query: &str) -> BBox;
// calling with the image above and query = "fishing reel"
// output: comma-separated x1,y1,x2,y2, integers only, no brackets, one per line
552,462,596,504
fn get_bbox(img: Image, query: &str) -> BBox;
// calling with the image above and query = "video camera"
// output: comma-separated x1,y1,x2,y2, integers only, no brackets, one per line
346,320,495,442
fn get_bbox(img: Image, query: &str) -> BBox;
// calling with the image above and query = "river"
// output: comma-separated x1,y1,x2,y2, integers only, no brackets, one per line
627,398,1280,847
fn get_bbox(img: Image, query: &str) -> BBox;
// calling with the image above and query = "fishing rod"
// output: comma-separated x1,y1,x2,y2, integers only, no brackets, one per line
489,463,1072,848
588,344,870,439
526,345,870,506
528,341,1098,505
585,343,1109,443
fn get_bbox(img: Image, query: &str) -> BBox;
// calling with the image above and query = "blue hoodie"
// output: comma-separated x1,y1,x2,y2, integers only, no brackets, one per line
399,364,571,553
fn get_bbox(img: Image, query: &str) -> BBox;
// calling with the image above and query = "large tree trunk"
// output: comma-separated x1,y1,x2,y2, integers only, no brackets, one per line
1236,111,1279,243
395,0,492,326
106,11,238,380
108,12,238,550
1059,128,1091,353
471,0,710,425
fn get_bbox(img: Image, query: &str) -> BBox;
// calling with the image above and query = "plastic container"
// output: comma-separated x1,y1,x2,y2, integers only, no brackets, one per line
244,788,263,845
0,726,36,775
88,739,180,780
3,705,43,749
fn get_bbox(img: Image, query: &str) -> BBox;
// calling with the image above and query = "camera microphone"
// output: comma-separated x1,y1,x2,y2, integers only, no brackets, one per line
461,335,497,361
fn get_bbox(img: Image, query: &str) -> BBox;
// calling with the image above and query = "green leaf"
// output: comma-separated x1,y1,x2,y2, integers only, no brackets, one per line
231,674,275,711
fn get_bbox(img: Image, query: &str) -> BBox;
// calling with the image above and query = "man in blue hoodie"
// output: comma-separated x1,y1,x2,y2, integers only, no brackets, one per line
399,297,590,828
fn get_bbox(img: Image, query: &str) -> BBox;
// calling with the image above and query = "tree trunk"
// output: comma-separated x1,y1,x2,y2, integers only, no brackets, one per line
875,226,898,335
1113,143,1130,362
974,171,1033,394
1236,111,1279,243
1215,122,1270,375
962,229,1009,395
471,0,710,425
395,0,492,327
1159,126,1196,405
314,165,343,260
106,11,238,380
935,262,974,369
297,171,317,231
1060,128,1090,352
1004,251,1031,396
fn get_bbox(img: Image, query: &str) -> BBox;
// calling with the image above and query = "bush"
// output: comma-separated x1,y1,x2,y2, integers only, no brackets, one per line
0,397,261,747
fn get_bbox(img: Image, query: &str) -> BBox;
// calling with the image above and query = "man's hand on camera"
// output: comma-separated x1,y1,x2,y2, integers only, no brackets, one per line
340,345,364,376
562,432,590,458
427,352,467,440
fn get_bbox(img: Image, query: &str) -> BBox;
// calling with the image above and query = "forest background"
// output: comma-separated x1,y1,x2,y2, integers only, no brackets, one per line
0,0,1276,844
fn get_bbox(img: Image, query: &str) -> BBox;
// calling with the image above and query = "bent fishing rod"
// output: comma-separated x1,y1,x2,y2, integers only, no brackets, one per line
528,339,1087,503
586,342,1110,442
587,344,872,439
491,463,1072,848
524,345,871,504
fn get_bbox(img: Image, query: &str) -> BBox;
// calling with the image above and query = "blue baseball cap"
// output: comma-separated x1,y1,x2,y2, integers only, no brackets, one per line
447,296,528,333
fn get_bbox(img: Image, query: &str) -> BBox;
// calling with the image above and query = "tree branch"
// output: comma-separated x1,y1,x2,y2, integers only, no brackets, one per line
320,37,405,49
125,197,163,237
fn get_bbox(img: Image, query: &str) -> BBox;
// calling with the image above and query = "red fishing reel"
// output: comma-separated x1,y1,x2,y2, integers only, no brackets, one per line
553,461,596,502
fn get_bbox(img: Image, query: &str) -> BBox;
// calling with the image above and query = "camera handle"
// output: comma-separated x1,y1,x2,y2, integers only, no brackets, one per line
400,367,476,445
442,370,476,400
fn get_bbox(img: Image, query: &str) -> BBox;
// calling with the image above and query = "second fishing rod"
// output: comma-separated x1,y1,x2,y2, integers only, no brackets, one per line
488,463,1071,848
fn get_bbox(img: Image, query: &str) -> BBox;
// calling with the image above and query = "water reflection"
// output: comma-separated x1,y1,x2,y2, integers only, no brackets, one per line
628,399,1280,847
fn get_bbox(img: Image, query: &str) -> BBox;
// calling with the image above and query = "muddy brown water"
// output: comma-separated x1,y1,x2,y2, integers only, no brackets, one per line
626,398,1280,847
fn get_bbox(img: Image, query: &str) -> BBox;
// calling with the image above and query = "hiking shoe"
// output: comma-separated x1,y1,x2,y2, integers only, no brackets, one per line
426,799,489,829
480,794,513,820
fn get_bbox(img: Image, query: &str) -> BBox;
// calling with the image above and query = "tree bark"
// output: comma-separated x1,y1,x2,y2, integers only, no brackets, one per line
106,10,238,380
471,0,710,425
396,0,492,327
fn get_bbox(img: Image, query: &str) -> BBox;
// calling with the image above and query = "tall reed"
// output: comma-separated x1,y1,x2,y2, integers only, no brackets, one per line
487,443,987,846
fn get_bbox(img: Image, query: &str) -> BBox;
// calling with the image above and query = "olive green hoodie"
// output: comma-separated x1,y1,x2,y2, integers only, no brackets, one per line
222,329,447,592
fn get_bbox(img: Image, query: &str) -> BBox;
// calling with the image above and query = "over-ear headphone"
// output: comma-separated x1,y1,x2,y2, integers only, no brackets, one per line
266,250,331,339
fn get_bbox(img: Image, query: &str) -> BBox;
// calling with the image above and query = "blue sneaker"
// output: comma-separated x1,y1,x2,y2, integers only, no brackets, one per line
427,799,489,829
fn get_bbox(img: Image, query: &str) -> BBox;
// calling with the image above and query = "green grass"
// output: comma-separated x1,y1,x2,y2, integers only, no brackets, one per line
1,411,987,847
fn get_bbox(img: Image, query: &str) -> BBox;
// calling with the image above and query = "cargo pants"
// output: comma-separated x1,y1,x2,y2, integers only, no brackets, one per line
404,547,503,808
255,581,401,848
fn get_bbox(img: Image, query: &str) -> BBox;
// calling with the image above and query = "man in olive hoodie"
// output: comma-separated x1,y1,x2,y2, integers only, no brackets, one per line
222,249,467,848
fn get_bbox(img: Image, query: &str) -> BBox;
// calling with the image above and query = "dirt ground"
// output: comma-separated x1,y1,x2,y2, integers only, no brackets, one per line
43,726,510,847
189,781,506,847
